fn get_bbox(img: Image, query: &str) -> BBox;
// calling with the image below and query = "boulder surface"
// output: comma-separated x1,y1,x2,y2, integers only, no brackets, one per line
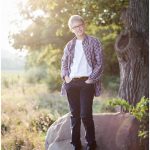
45,112,142,150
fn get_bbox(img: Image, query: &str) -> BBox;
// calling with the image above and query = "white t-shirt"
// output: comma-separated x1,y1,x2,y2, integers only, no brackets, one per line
69,39,92,79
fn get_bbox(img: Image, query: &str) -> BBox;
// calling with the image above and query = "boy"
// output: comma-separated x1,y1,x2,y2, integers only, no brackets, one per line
61,15,103,150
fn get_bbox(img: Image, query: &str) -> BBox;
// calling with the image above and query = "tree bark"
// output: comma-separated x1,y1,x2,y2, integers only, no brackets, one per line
115,0,149,106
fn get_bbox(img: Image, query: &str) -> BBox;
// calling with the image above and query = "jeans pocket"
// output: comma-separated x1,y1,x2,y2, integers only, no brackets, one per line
65,79,73,84
84,81,94,85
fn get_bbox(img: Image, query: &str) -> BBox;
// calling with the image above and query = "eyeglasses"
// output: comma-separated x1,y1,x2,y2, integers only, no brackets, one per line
71,24,84,30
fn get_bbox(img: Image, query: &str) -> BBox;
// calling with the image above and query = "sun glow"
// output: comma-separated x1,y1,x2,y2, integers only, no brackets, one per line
1,0,30,56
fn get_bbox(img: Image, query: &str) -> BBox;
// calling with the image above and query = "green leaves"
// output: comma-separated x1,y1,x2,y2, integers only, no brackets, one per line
9,0,130,89
108,96,149,140
108,97,133,112
10,0,128,51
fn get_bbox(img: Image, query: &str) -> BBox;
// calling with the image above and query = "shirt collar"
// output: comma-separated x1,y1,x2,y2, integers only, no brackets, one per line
72,34,89,45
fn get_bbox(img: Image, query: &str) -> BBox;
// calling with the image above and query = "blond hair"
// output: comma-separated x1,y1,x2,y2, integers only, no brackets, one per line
68,15,84,29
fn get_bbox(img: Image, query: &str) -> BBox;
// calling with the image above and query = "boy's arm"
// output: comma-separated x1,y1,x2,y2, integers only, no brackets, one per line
61,45,69,81
88,39,104,82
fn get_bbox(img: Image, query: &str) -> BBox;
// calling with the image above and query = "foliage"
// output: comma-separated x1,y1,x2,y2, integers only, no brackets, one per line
1,126,44,150
1,123,10,136
36,92,69,118
2,79,9,88
93,99,116,113
132,97,149,140
45,69,62,91
9,0,129,86
102,75,120,91
2,71,118,150
30,112,54,133
25,65,48,83
108,97,149,141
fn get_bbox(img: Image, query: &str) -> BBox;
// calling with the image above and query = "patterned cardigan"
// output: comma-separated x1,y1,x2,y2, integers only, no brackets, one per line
60,34,104,97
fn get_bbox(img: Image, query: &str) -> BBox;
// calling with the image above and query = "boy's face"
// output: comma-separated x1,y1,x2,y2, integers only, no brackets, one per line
70,21,85,37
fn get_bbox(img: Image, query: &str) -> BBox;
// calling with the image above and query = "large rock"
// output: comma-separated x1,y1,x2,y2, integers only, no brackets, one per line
45,112,142,150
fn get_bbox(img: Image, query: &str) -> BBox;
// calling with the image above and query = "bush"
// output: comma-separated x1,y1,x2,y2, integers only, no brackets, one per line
1,125,44,150
1,123,10,136
30,112,54,133
108,97,149,144
102,75,120,91
25,66,47,84
2,78,10,88
93,100,116,113
1,115,11,136
45,69,62,91
37,93,69,118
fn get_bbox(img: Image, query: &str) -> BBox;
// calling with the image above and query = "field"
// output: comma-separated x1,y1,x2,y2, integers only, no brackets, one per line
1,71,119,150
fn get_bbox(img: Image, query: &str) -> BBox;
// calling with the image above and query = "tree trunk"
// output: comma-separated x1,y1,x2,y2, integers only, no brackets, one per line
115,0,149,106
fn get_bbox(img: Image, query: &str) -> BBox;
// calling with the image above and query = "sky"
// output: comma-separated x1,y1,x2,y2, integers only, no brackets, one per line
1,0,28,58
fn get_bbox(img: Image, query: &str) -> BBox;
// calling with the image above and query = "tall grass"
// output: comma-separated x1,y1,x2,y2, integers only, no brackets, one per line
1,71,118,150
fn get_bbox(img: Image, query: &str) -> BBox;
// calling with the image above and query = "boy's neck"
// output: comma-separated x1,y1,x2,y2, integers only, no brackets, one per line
76,33,85,41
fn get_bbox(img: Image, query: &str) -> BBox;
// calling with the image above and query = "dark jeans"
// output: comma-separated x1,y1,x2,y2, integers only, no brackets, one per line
65,78,96,147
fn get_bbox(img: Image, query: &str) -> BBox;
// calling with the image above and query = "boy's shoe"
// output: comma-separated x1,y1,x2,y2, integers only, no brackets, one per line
85,144,97,150
72,145,82,150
